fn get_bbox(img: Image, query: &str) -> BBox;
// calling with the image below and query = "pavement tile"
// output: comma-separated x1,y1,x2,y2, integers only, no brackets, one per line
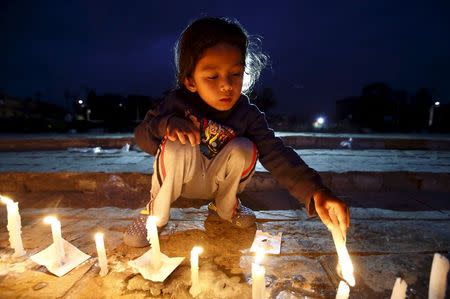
259,218,450,254
1,205,450,298
319,253,450,299
349,219,450,253
350,207,450,220
239,255,335,298
62,255,253,299
2,148,450,174
0,255,94,299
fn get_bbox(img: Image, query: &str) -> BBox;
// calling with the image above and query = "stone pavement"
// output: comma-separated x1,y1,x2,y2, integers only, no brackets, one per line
1,148,450,174
1,148,449,196
1,132,450,151
1,201,449,299
0,134,449,298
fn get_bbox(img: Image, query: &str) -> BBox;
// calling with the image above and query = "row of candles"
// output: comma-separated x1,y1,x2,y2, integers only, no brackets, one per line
0,194,265,296
1,195,449,298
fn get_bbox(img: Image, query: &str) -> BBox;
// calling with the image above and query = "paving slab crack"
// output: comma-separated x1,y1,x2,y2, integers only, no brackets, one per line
59,260,95,299
318,258,339,289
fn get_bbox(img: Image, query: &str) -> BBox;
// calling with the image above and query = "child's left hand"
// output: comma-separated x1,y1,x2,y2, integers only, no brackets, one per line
313,190,350,241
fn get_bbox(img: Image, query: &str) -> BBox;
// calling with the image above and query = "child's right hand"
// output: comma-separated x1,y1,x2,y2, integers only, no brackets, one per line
313,190,350,242
166,116,200,146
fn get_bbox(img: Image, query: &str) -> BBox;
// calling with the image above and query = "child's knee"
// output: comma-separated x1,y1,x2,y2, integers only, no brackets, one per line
162,139,195,158
156,139,197,182
156,214,170,227
227,137,256,161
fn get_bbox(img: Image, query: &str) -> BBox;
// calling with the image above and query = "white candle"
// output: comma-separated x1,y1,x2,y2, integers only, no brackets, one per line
44,216,65,266
0,195,25,257
252,263,266,299
190,246,203,296
95,232,108,276
428,253,449,299
252,248,266,299
335,280,350,299
146,216,162,270
329,213,355,287
390,277,407,299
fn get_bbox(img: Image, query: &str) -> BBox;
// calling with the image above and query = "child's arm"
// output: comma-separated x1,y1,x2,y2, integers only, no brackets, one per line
134,94,179,155
134,93,200,154
245,105,349,239
134,106,174,155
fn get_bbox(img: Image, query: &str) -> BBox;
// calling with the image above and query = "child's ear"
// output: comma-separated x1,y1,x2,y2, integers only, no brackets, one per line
184,77,197,93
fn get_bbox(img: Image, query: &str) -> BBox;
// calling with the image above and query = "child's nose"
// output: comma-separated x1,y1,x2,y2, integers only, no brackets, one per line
220,77,233,91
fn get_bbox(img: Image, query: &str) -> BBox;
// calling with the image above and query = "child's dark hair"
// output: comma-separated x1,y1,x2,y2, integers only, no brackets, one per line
174,17,268,94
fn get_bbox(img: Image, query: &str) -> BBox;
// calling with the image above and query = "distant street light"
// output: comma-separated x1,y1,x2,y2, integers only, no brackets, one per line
317,117,324,125
76,98,87,120
313,116,326,129
428,100,441,127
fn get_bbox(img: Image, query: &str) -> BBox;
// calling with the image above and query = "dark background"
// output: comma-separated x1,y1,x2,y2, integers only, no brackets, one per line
1,0,449,132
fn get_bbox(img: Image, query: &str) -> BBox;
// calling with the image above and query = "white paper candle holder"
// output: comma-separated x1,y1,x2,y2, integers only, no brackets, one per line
30,216,90,277
128,216,184,282
128,251,184,282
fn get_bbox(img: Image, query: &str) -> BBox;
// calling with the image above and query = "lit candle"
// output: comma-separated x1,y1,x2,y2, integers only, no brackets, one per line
0,195,25,257
190,246,203,296
146,216,162,270
252,248,266,299
335,280,350,299
95,232,108,276
428,253,449,299
390,277,407,299
329,213,355,287
44,216,65,266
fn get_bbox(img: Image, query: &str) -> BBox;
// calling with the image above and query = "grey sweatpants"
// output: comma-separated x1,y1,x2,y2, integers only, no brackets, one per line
147,137,258,227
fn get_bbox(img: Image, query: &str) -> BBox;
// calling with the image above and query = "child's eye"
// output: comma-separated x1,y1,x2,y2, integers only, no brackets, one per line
233,72,243,77
207,75,218,80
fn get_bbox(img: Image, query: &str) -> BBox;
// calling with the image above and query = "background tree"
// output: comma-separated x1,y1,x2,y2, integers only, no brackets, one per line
360,82,394,131
411,88,433,130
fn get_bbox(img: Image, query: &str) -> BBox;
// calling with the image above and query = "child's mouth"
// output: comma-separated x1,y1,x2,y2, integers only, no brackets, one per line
219,97,232,103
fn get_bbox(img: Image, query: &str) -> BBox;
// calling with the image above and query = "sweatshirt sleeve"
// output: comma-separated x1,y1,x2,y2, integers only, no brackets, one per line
134,96,177,155
245,104,331,216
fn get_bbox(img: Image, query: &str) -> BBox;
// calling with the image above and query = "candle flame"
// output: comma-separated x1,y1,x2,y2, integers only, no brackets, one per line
43,216,58,224
328,210,355,288
192,246,203,255
0,195,14,205
335,238,355,287
95,232,104,242
255,247,265,265
146,216,158,230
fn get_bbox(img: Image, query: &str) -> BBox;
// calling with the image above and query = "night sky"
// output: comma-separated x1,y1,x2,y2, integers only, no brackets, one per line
1,1,449,117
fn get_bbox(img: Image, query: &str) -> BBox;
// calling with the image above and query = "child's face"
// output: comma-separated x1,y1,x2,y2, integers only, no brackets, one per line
184,43,244,111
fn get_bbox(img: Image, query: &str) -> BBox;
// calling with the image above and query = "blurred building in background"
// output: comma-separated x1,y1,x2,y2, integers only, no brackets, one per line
0,93,67,132
1,84,449,133
336,83,449,132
